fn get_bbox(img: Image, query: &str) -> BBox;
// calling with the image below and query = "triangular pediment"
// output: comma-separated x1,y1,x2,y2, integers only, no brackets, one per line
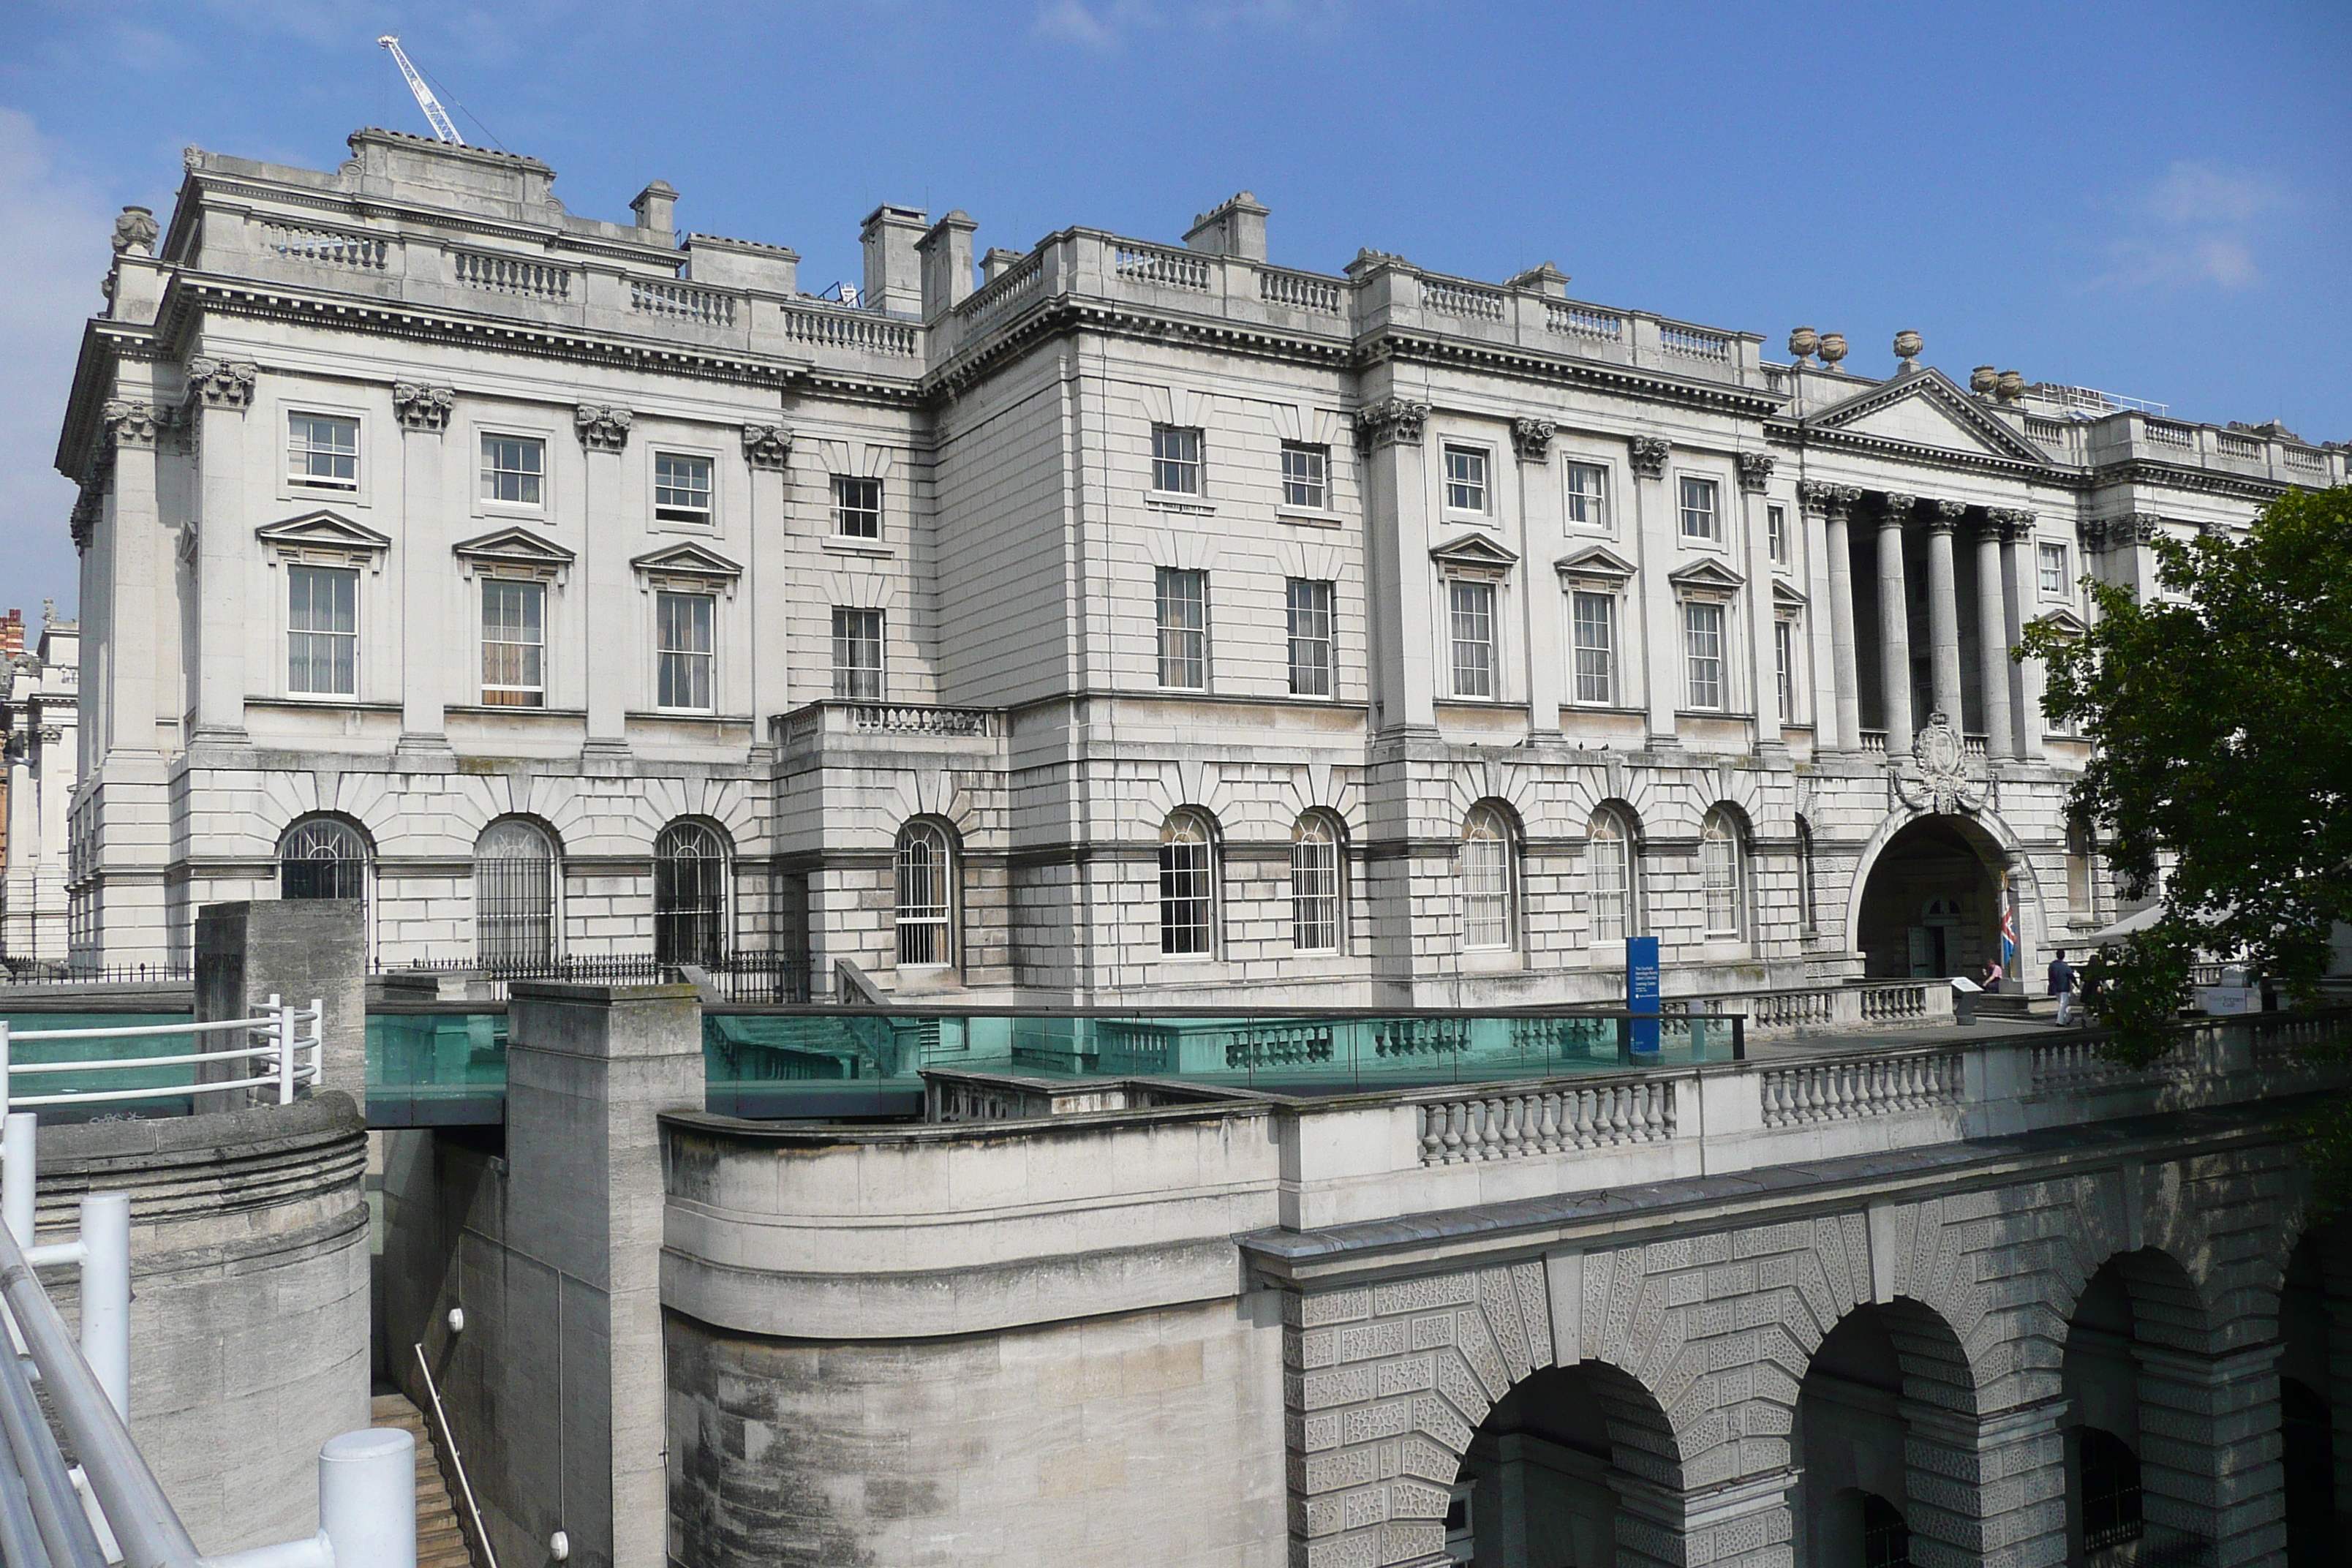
1430,532,1520,576
452,525,576,578
2034,606,2089,638
631,542,743,580
1667,557,1746,594
1555,544,1638,584
1771,578,1809,613
1805,369,2052,464
255,509,393,557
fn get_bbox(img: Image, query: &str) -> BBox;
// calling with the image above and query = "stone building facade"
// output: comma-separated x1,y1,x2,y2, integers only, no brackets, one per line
55,129,2345,1000
2,606,80,966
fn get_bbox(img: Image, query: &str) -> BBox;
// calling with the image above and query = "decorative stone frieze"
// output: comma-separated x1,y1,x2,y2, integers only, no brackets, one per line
574,403,633,452
741,423,793,471
1509,417,1553,463
184,358,258,411
1735,451,1774,493
1353,399,1429,453
393,382,456,432
1627,435,1670,478
1896,712,1986,815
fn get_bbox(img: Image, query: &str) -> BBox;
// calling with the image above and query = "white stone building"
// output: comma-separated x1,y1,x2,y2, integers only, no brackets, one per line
1,606,79,968
54,129,2345,999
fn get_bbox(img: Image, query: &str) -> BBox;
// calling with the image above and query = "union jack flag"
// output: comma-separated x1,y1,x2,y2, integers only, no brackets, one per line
1998,878,2018,974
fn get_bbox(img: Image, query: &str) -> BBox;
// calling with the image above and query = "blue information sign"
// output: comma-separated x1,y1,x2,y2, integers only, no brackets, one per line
1627,936,1661,1058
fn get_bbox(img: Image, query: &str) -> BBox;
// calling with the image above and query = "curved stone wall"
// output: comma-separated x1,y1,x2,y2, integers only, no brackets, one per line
34,1093,371,1555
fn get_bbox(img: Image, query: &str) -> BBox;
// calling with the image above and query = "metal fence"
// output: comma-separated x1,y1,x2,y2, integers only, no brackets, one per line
374,951,817,1003
1,998,322,1117
0,961,193,990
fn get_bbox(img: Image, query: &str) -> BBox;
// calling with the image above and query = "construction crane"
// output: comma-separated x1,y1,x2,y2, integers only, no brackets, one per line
377,35,464,146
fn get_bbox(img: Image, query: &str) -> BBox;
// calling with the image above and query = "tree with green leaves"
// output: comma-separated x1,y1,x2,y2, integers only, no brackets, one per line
2019,484,2351,1071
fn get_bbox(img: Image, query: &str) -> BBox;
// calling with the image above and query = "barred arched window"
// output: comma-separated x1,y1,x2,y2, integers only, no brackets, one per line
895,821,954,968
1588,808,1634,942
1701,808,1746,938
1796,815,1818,937
1462,803,1515,950
654,820,728,966
476,818,557,968
1290,813,1342,954
279,816,369,903
1158,810,1218,957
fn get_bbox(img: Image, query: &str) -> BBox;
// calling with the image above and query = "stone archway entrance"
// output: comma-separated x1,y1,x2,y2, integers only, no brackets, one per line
1855,815,2005,979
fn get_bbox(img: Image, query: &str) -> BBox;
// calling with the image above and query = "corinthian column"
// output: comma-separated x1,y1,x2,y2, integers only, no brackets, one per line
1997,512,2045,761
186,359,258,742
1926,499,1966,728
1877,494,1917,753
1802,481,1863,750
1973,516,2013,757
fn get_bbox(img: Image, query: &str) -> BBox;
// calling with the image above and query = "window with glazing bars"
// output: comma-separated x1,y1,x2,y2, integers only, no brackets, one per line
1290,815,1341,953
1767,503,1787,563
657,591,715,709
1159,813,1215,956
834,475,882,538
1588,813,1630,942
2039,542,2068,595
1564,462,1608,528
1775,619,1796,719
475,819,555,968
1152,426,1202,494
1156,568,1207,688
287,565,358,696
655,452,712,522
1701,813,1743,935
1286,578,1333,696
653,820,727,965
832,608,884,699
288,413,358,489
279,817,368,902
1444,446,1488,512
1572,591,1615,704
1461,806,1512,949
1678,476,1718,539
1449,581,1495,698
2078,1429,2143,1550
1281,442,1327,509
895,821,954,966
480,434,544,505
480,580,545,706
1684,601,1725,709
1860,1496,1910,1568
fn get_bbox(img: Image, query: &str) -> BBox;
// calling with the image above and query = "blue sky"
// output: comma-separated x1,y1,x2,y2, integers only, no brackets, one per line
4,0,2346,619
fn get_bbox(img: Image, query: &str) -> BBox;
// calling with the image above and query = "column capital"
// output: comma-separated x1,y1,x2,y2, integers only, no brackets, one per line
99,399,176,450
574,403,633,452
1353,397,1429,452
1627,434,1670,478
1510,416,1554,462
393,382,457,433
1735,451,1774,493
1987,506,2037,540
1798,480,1862,521
1880,491,1919,527
742,423,794,471
183,358,258,412
1929,497,1967,531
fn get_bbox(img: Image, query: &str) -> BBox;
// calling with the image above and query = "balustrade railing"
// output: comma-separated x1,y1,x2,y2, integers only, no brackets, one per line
630,277,737,328
1758,1051,1963,1126
960,253,1047,329
2285,445,2326,472
1659,323,1733,361
1859,730,1888,755
263,220,388,271
1422,278,1507,321
848,703,997,736
1415,1079,1676,1165
780,302,919,355
1858,984,1930,1023
2215,431,2261,459
1112,242,1213,291
1548,303,1624,339
2144,418,2197,449
1256,265,1345,314
453,249,571,301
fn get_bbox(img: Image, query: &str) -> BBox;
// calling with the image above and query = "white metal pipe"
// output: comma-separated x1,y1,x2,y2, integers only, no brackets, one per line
4,1112,35,1250
5,1017,286,1042
1,1019,12,1121
320,1428,415,1568
0,1294,108,1567
200,1531,331,1568
0,1389,56,1568
12,1044,288,1075
276,996,295,1106
78,1194,129,1420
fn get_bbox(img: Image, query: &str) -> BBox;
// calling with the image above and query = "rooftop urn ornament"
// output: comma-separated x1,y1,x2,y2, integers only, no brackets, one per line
112,206,158,257
1995,369,2025,403
1788,326,1820,365
1970,365,1998,397
1893,329,1923,373
1817,332,1849,372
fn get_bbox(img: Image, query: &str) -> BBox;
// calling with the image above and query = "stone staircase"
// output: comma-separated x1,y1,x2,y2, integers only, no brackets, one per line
371,1392,481,1568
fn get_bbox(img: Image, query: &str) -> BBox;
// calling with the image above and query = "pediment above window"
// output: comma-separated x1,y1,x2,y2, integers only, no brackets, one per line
453,525,576,582
256,510,393,569
2033,606,2089,638
1667,557,1746,599
632,541,743,595
1430,532,1520,581
1554,545,1637,589
1771,579,1809,615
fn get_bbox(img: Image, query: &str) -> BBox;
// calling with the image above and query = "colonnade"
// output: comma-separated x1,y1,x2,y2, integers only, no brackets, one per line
1798,481,2051,761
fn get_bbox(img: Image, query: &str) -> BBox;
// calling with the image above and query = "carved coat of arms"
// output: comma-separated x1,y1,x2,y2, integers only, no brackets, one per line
1893,712,1988,815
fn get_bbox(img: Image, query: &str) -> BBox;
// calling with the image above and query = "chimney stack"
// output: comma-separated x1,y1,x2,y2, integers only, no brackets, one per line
1183,192,1270,263
862,205,928,317
916,211,980,320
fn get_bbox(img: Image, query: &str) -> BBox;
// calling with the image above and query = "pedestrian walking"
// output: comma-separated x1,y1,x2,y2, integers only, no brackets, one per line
2048,949,2078,1026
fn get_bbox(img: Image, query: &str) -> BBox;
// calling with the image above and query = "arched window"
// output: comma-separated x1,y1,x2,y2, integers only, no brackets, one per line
1290,813,1342,954
654,820,728,966
1700,809,1744,938
1795,815,1817,937
1588,808,1634,943
895,821,954,968
279,817,369,902
476,818,557,968
1461,804,1515,950
2078,1428,2143,1550
1860,1494,1910,1568
1158,810,1217,957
